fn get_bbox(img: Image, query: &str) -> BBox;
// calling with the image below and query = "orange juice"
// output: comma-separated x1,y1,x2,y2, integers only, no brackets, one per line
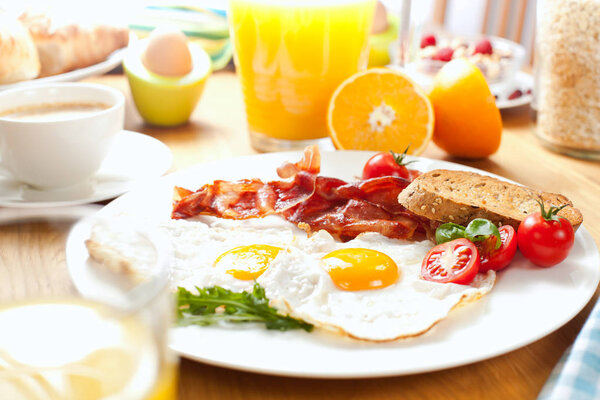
229,0,375,148
0,299,177,400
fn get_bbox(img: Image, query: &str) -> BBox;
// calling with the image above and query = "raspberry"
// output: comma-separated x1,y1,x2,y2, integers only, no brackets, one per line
420,34,436,48
508,89,523,100
432,47,454,62
474,39,493,55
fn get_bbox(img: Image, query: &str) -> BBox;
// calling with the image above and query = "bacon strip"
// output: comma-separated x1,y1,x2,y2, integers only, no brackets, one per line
276,144,321,178
172,147,425,241
171,171,327,220
278,175,421,241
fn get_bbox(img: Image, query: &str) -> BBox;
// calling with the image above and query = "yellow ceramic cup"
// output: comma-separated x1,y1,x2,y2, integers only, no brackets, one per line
124,41,212,127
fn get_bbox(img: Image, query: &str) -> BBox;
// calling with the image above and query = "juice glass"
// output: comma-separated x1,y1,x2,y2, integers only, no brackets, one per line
0,208,177,400
229,0,376,151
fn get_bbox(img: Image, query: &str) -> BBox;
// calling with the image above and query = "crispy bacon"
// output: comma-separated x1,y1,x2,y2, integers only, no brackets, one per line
292,201,422,242
276,145,321,178
171,146,425,241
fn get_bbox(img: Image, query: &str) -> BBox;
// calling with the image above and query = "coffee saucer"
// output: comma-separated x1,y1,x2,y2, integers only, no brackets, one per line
0,130,172,208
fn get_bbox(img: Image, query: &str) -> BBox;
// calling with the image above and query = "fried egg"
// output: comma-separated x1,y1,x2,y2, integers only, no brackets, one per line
160,216,307,292
256,230,495,341
88,216,495,342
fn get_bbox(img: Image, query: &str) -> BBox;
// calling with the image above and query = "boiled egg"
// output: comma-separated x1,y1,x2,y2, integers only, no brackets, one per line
142,26,193,77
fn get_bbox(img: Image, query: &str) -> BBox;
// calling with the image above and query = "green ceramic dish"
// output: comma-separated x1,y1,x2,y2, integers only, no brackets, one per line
123,40,212,127
368,14,399,67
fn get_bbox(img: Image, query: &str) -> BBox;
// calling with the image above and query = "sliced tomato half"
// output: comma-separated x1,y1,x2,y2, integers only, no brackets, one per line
478,225,517,272
421,238,480,285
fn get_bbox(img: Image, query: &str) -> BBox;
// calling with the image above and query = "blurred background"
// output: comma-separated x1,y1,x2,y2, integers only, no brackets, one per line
0,0,537,66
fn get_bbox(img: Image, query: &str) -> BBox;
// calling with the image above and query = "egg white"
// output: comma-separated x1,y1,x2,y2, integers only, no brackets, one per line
257,230,495,341
158,216,307,292
88,216,495,341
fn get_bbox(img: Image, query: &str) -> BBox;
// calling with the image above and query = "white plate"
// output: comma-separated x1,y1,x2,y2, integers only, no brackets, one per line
494,71,533,109
65,151,600,378
0,47,124,91
0,130,171,208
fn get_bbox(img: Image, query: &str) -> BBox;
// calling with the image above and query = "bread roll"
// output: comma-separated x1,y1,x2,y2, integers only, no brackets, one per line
19,12,129,77
0,15,40,84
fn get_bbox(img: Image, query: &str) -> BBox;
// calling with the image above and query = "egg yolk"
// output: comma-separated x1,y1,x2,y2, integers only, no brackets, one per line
214,244,282,280
321,248,399,291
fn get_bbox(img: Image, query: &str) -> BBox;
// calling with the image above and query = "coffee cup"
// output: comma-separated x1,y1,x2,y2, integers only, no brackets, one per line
0,83,125,189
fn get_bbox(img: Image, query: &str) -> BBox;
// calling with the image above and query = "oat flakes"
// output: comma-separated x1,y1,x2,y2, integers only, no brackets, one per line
535,0,600,152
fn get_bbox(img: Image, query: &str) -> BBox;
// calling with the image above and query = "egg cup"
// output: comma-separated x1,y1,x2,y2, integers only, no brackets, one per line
368,14,398,67
123,39,212,127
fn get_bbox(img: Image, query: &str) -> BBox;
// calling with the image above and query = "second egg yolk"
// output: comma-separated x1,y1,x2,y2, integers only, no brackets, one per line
321,248,399,291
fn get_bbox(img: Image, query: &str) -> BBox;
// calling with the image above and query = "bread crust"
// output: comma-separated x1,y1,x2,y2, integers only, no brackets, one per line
0,16,40,84
398,169,583,230
18,12,129,77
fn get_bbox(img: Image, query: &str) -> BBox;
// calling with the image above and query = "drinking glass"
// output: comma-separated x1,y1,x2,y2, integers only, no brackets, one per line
229,0,376,152
0,207,178,400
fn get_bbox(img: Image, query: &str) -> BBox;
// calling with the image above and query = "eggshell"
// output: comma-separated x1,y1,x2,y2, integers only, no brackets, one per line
142,27,193,77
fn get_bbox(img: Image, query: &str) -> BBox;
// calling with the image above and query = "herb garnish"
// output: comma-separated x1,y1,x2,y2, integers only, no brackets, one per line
176,283,313,332
435,218,502,249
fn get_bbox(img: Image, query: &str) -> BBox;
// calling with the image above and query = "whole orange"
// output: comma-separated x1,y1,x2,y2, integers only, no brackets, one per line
429,59,502,159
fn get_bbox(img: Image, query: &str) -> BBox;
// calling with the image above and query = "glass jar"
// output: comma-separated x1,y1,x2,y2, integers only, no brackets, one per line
532,0,600,159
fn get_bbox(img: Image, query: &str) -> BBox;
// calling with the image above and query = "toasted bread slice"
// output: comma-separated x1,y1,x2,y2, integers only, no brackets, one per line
398,169,583,231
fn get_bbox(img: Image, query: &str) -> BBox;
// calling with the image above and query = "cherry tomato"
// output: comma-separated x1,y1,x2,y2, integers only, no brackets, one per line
517,205,575,267
362,150,415,180
421,238,480,285
477,225,517,272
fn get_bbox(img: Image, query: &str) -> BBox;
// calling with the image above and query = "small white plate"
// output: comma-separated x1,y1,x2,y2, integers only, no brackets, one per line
401,62,532,110
0,47,125,92
494,71,533,109
0,130,171,208
65,150,600,379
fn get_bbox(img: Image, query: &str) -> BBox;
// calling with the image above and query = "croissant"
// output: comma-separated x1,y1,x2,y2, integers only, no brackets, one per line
19,11,129,77
0,14,40,84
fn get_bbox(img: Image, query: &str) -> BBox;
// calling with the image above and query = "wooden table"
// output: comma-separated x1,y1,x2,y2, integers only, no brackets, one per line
1,70,599,400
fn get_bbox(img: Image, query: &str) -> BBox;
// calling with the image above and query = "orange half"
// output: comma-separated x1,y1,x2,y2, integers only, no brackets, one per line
327,68,434,155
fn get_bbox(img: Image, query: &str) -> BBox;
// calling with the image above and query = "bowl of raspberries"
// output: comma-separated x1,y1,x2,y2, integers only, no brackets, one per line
406,33,526,93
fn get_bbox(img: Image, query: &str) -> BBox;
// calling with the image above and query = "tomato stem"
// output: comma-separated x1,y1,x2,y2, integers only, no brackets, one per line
389,146,417,167
536,199,568,222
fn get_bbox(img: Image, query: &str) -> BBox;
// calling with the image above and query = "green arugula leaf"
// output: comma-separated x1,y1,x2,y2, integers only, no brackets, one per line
176,283,313,332
465,218,502,249
435,222,467,244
